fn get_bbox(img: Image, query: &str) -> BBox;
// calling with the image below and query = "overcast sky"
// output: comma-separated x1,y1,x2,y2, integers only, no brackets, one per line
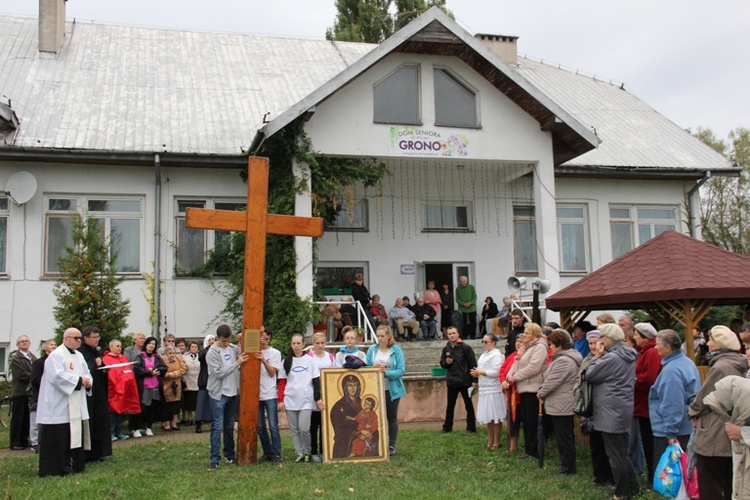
3,0,747,139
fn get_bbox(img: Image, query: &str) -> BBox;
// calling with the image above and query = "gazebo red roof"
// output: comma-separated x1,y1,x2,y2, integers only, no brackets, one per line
546,231,750,310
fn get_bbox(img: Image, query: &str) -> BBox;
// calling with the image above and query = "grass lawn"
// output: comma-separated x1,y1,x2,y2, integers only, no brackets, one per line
0,425,664,500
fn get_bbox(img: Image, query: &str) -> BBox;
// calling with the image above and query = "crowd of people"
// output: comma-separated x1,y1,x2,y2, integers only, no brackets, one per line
321,274,520,343
8,305,750,498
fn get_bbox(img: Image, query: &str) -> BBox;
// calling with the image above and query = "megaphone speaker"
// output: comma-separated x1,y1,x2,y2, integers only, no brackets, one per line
507,276,526,293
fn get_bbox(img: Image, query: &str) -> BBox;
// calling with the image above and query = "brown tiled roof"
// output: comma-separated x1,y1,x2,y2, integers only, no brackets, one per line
546,231,750,310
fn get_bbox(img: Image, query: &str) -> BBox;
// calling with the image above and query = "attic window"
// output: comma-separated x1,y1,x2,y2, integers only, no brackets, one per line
434,69,478,128
374,65,420,125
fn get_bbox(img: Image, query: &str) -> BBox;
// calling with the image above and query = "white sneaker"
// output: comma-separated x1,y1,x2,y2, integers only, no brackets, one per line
311,454,322,463
145,428,154,437
132,430,142,438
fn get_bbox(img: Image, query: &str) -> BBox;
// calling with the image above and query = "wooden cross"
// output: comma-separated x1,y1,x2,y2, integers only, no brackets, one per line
186,156,324,465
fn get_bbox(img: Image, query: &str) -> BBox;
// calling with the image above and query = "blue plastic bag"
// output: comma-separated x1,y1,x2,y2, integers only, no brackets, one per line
653,443,683,497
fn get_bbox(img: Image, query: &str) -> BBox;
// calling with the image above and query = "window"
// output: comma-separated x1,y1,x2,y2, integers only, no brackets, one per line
513,206,537,274
374,65,420,125
434,68,478,127
328,201,368,231
0,197,7,274
610,206,677,259
0,344,6,376
174,199,246,276
423,203,472,232
557,206,588,272
316,262,367,295
45,196,143,274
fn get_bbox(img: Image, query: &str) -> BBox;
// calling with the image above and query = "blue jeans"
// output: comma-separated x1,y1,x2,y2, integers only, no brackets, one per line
257,399,281,457
109,413,123,438
209,395,238,464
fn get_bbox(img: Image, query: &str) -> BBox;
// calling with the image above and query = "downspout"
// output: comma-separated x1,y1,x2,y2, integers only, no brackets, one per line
687,171,711,238
153,154,162,340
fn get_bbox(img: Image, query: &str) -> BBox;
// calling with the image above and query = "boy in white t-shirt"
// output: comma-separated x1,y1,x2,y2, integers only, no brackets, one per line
256,326,282,464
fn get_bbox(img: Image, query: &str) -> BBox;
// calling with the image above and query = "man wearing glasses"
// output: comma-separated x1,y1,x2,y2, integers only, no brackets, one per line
36,328,93,477
10,335,37,450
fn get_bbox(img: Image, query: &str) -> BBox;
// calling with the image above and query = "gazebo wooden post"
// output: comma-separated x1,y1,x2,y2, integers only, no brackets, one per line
651,298,715,365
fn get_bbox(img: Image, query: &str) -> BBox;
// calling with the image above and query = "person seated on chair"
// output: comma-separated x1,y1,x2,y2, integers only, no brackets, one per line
402,296,414,313
389,298,420,342
370,295,389,328
412,297,438,341
321,301,344,340
339,297,357,328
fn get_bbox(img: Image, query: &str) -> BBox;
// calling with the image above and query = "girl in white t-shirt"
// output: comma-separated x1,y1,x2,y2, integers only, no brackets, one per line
307,332,335,462
278,333,325,463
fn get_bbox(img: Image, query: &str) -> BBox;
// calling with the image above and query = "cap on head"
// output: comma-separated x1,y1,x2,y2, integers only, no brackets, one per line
710,325,740,351
599,323,624,342
634,322,657,339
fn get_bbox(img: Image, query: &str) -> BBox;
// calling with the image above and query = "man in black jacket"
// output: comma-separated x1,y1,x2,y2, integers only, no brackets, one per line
439,327,477,434
505,309,527,357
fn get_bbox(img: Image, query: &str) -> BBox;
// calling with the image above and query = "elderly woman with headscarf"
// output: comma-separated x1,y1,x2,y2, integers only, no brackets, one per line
688,325,749,499
586,323,640,500
194,334,215,433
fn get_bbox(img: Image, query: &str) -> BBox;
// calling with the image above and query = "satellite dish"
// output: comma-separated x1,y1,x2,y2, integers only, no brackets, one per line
5,171,38,205
507,276,526,293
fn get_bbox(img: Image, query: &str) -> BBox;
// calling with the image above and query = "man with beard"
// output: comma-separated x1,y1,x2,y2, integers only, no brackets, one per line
330,374,363,458
79,326,112,462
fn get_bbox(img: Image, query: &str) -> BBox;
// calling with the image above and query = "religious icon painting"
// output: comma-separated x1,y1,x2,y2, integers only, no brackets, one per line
320,367,389,464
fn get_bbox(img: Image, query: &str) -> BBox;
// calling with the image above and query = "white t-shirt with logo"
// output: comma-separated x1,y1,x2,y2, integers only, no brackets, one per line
259,347,282,402
278,355,319,411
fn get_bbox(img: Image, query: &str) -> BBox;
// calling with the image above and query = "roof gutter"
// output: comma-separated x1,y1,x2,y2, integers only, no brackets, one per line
0,147,247,168
555,165,739,180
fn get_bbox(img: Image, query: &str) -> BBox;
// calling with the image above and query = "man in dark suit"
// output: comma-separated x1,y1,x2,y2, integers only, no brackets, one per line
10,335,37,450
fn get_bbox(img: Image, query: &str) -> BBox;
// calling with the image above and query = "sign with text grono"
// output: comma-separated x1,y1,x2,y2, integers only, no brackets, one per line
390,126,469,157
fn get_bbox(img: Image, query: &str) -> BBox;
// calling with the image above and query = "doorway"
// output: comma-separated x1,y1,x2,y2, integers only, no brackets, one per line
414,262,475,309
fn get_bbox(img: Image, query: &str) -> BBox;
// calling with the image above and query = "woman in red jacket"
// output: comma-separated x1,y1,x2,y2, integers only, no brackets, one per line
499,334,526,455
632,322,661,483
103,339,141,441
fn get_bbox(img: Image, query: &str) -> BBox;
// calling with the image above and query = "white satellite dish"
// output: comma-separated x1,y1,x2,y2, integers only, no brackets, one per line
5,171,38,205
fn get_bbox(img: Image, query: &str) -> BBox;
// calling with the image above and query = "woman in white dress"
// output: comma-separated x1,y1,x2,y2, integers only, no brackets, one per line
471,333,506,450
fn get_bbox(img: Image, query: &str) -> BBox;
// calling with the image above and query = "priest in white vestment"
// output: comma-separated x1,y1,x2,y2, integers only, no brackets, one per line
37,327,93,477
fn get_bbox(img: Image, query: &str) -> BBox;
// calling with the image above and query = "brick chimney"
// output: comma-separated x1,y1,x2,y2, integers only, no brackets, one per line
39,0,66,53
475,33,518,65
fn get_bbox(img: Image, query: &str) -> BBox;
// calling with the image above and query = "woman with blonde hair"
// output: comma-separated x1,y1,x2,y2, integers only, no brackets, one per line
307,332,335,462
366,326,406,456
506,322,547,459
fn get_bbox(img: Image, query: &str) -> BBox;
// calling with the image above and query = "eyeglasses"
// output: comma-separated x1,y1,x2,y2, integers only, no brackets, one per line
18,339,30,343
69,336,82,341
481,340,493,344
165,339,174,342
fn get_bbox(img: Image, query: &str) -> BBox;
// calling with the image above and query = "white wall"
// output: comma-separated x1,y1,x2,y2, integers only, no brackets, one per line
0,160,246,355
305,53,551,161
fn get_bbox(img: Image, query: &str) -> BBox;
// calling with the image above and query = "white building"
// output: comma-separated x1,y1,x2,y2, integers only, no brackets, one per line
0,3,735,368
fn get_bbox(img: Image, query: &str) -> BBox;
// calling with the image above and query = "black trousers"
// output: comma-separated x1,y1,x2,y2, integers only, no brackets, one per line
590,429,614,484
550,415,576,474
637,417,655,483
443,385,475,432
519,392,539,457
38,423,85,477
10,395,30,448
696,453,733,499
602,431,640,499
310,411,323,455
385,391,400,448
462,312,476,339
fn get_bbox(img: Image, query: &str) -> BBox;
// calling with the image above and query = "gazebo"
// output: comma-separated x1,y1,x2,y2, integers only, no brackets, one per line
545,231,750,361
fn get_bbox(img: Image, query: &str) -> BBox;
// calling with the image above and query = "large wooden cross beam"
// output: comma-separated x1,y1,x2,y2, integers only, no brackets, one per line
186,156,324,465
